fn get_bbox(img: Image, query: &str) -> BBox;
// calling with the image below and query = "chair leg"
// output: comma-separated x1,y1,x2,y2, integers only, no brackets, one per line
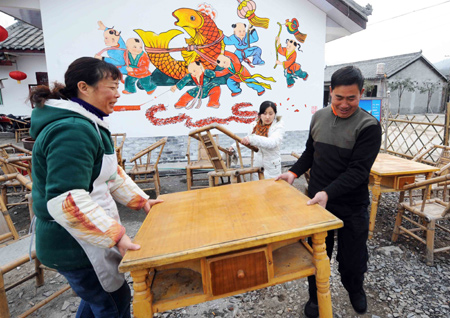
1,186,7,208
208,175,215,187
230,175,238,184
35,258,44,287
0,270,10,318
425,220,436,266
186,168,192,191
154,175,160,198
392,206,405,242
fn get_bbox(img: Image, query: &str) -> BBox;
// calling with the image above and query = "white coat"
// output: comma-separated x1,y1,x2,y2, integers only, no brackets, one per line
247,116,285,179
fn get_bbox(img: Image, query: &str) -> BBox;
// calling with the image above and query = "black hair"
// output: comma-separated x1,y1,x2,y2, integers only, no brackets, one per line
259,100,277,115
107,29,121,36
29,57,122,107
134,38,139,43
231,23,246,28
331,66,364,91
286,39,302,51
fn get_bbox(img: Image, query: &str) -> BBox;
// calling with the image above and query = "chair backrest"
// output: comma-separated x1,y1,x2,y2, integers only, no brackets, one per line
111,133,126,152
188,124,259,174
130,137,167,170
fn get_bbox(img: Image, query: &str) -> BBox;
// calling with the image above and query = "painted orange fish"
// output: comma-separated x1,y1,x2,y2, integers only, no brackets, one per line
135,8,223,80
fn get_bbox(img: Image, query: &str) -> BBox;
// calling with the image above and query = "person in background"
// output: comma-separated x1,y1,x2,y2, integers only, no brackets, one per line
29,57,162,318
229,100,284,179
276,66,381,317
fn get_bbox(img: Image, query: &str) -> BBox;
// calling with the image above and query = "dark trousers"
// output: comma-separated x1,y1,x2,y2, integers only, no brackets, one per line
307,202,369,303
59,266,131,318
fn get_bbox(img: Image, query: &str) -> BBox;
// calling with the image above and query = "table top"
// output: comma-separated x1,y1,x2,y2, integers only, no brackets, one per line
119,179,343,272
371,153,439,176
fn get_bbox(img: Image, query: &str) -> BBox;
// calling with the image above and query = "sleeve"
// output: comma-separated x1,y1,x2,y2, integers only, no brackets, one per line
223,34,234,45
109,166,149,210
44,122,125,248
248,120,284,150
176,74,193,90
289,131,314,178
277,45,286,57
323,123,382,200
249,29,259,43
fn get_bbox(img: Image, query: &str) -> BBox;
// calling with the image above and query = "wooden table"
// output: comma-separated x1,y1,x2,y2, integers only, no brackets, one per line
369,153,439,239
119,179,343,318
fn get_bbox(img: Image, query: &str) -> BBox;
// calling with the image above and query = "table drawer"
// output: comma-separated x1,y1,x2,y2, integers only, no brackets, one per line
396,176,415,189
208,248,268,296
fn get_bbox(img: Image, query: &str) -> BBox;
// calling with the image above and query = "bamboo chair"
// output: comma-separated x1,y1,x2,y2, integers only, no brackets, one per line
128,137,167,197
188,124,264,187
412,144,450,198
186,134,231,190
111,133,127,170
0,178,71,318
0,144,32,208
392,173,450,265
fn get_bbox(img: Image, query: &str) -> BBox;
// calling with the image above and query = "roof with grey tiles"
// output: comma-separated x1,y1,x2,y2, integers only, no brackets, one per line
0,21,44,51
324,51,447,82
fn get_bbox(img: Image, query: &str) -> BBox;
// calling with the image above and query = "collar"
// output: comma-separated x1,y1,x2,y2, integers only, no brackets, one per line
45,99,110,129
71,97,108,120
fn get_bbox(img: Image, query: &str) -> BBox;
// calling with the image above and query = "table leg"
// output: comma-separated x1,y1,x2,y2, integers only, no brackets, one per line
369,175,382,239
130,269,153,318
312,232,332,318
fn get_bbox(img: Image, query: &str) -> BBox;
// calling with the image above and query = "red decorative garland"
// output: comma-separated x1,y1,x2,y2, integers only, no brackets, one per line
145,103,258,128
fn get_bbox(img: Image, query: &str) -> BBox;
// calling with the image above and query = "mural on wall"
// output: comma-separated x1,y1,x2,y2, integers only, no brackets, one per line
92,1,310,129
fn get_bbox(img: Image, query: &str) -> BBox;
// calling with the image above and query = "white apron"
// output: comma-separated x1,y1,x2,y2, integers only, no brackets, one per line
74,130,125,292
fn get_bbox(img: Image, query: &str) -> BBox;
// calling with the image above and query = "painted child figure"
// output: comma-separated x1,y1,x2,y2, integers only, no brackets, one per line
123,38,157,95
275,37,308,88
223,23,265,66
95,21,127,76
171,61,220,109
216,51,274,97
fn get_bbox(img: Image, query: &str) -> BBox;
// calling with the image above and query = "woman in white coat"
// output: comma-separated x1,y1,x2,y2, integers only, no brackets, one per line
233,101,285,179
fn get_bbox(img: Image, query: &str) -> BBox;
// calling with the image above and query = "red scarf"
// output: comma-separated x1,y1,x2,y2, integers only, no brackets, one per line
252,120,271,137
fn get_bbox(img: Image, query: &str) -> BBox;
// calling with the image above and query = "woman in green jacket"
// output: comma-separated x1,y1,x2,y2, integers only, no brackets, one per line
30,57,162,318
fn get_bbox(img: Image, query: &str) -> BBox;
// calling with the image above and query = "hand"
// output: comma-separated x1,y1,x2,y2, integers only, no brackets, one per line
276,37,280,45
144,199,163,214
275,172,296,185
126,66,133,73
94,54,102,60
276,60,282,65
170,85,177,93
97,21,106,30
117,234,140,256
241,136,250,145
307,191,328,208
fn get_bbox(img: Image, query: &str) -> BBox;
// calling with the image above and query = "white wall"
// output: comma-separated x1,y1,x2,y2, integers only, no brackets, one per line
0,54,46,116
40,0,326,137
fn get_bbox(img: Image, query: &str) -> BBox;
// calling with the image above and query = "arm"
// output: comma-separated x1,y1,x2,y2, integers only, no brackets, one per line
247,120,284,150
45,122,125,249
323,123,382,200
283,51,296,70
132,54,151,76
289,131,314,178
249,28,259,43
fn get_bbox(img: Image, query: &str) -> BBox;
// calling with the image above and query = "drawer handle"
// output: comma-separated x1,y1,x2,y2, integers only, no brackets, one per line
237,269,245,279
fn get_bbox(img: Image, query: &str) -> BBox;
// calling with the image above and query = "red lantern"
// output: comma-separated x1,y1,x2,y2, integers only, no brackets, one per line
0,26,7,42
9,71,27,84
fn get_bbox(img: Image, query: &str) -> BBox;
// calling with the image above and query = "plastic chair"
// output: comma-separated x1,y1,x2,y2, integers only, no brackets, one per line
128,137,167,197
392,173,450,265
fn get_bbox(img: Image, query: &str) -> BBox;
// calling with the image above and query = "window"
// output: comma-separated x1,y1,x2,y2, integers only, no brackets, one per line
365,85,378,97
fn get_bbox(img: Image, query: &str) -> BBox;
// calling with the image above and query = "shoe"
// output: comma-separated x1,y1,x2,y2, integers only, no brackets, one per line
122,90,133,94
304,298,319,318
288,84,294,88
147,89,156,95
349,289,367,314
303,74,309,81
231,91,241,97
257,90,265,96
